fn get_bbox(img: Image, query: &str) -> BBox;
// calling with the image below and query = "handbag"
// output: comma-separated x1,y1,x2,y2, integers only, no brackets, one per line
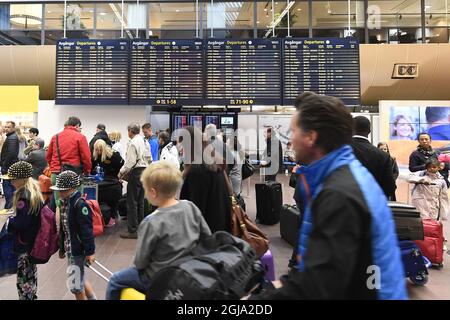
242,157,255,180
56,134,83,175
223,171,269,258
289,172,298,189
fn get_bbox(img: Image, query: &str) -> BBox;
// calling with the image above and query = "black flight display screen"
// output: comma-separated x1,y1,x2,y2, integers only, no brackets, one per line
283,38,360,106
129,39,204,106
55,39,129,105
205,39,282,106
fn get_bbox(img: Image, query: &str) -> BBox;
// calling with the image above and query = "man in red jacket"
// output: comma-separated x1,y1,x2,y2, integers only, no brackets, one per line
46,116,92,185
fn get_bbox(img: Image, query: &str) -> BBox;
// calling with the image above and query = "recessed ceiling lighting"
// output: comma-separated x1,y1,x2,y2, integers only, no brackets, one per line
176,9,180,12
99,12,107,16
264,8,268,11
297,8,301,11
47,10,52,13
257,21,260,24
275,2,278,4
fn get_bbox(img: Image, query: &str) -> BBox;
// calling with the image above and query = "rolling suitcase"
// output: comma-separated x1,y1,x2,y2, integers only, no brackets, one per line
86,260,145,300
280,204,301,247
118,195,127,218
399,240,430,286
388,202,424,240
415,219,445,267
255,181,282,225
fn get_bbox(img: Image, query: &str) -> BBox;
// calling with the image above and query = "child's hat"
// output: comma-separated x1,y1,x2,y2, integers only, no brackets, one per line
50,170,81,191
1,161,33,180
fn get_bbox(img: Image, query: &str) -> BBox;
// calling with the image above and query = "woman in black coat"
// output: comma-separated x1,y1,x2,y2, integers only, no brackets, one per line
91,139,124,224
409,133,449,187
179,126,231,233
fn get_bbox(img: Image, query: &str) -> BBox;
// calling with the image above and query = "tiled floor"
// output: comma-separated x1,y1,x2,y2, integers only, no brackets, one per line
0,173,449,300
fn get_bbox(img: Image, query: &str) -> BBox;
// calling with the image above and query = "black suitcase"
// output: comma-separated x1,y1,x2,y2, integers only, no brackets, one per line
99,203,112,225
118,195,127,217
255,181,282,225
388,201,424,241
280,204,301,247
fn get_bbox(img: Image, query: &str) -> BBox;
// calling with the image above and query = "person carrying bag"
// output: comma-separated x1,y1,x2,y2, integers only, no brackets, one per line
223,170,269,258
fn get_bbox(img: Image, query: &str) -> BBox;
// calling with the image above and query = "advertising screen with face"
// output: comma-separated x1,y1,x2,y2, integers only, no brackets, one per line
380,101,450,168
380,101,450,203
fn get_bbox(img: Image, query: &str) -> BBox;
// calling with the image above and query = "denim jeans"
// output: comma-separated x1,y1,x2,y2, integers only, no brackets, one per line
3,179,15,209
105,266,150,300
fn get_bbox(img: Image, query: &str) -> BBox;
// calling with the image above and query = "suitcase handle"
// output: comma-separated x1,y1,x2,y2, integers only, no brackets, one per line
86,260,114,282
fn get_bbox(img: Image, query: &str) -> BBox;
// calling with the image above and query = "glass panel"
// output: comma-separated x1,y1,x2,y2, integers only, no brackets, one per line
388,27,422,43
425,0,450,26
424,27,449,41
205,28,253,38
205,1,254,29
0,30,41,44
158,29,197,38
96,3,133,30
257,28,309,38
368,28,389,43
149,3,196,29
95,29,145,39
256,1,308,37
44,29,94,44
45,3,94,30
10,4,42,30
368,0,422,28
313,27,365,42
0,4,10,30
312,1,365,28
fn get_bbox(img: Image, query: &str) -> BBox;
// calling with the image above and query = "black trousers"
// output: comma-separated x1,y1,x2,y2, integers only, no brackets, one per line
126,167,145,233
98,182,122,219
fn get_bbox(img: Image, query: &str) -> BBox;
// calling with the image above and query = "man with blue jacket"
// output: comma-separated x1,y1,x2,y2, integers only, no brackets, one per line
251,92,407,300
142,123,159,162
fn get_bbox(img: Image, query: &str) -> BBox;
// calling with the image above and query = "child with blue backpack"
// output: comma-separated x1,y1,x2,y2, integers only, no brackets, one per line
2,161,43,300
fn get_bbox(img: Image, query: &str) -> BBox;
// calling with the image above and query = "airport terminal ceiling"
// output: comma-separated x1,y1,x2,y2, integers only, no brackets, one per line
0,0,449,44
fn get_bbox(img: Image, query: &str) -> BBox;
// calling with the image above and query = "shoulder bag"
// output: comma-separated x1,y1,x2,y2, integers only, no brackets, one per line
223,170,269,258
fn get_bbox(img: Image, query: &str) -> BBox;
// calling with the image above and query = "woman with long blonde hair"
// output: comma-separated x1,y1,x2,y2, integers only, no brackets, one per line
109,131,125,159
91,139,124,226
2,161,43,300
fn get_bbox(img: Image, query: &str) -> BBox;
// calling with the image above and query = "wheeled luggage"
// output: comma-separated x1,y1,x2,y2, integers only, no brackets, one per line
0,212,17,277
415,219,445,267
86,260,146,300
118,195,127,217
399,240,430,286
388,202,424,240
280,204,301,247
255,181,282,225
82,181,98,201
260,249,275,282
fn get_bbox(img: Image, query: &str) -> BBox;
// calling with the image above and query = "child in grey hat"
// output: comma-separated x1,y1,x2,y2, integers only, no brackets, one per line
51,170,96,300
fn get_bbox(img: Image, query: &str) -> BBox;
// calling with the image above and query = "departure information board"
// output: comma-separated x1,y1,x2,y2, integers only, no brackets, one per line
129,39,204,105
205,39,282,106
55,39,129,105
283,38,360,106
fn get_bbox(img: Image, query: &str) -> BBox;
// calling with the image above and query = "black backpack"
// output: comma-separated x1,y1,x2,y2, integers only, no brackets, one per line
147,231,264,300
